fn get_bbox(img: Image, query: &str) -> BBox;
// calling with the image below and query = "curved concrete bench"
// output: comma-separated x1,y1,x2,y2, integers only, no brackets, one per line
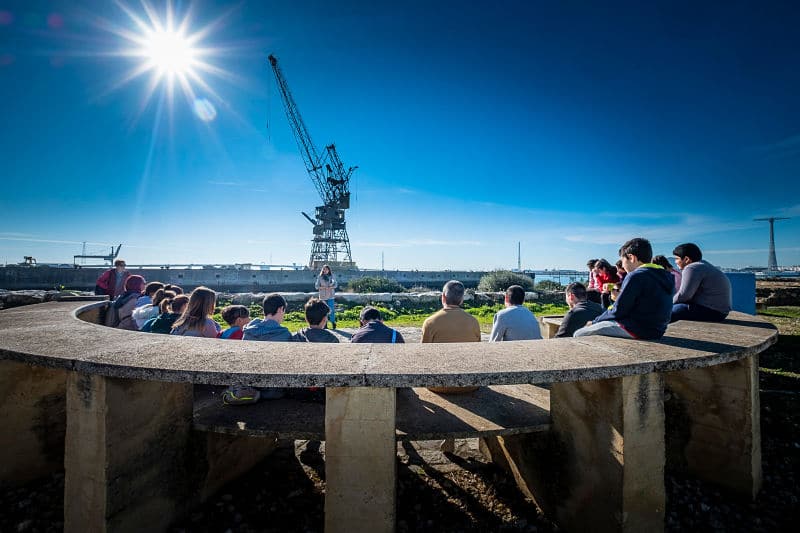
0,301,778,533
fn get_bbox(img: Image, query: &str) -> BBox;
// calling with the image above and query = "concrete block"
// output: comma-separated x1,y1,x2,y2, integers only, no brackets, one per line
64,372,194,533
0,360,66,486
664,355,761,499
325,387,396,533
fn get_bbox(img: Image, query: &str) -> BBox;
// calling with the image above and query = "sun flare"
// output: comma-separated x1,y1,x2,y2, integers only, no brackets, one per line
141,28,196,76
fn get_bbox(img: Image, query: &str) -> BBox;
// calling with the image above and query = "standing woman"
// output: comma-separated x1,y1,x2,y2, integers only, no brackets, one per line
171,286,221,338
315,265,338,329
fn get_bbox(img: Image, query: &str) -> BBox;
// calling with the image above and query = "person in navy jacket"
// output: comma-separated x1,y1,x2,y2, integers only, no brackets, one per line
574,237,674,340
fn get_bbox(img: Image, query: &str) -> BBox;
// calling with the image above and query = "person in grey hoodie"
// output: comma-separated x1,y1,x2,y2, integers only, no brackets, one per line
243,293,292,341
242,293,292,399
671,243,731,322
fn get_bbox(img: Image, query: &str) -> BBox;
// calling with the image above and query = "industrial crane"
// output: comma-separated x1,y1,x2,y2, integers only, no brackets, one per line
268,54,357,270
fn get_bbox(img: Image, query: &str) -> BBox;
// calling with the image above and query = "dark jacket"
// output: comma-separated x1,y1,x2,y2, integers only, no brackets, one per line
555,301,604,338
593,265,674,339
145,312,181,334
350,321,405,344
293,327,340,343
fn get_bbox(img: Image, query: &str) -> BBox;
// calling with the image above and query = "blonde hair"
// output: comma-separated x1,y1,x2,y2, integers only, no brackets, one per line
172,286,216,333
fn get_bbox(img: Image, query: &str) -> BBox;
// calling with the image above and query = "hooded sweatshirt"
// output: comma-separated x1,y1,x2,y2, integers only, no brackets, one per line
592,264,674,339
242,318,292,341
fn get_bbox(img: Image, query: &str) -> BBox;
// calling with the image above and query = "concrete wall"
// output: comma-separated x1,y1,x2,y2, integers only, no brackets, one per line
0,266,487,292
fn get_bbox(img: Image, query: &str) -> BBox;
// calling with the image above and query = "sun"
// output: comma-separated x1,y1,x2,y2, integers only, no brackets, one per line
141,28,196,77
95,1,235,122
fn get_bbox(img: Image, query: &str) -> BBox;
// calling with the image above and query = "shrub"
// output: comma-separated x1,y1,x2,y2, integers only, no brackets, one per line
534,279,564,292
346,276,405,293
477,271,535,292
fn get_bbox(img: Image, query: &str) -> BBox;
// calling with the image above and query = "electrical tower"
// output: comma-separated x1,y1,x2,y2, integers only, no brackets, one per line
754,217,790,271
268,55,357,270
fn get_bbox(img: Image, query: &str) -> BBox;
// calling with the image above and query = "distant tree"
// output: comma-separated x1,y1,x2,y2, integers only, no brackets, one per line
534,280,564,292
346,276,405,293
477,271,535,292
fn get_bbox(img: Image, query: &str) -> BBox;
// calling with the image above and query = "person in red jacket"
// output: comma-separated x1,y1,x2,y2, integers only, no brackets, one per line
95,259,131,300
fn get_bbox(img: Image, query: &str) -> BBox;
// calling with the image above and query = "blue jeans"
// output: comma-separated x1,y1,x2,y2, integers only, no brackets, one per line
670,303,728,323
327,298,336,325
573,320,634,339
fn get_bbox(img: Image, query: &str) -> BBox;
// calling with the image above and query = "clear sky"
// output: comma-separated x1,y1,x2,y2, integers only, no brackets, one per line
1,0,799,271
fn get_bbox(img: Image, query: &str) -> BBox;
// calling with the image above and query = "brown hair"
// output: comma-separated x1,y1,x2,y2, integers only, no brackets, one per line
221,305,250,326
144,282,164,297
164,284,184,295
152,289,176,311
166,294,189,314
172,287,216,333
304,298,330,326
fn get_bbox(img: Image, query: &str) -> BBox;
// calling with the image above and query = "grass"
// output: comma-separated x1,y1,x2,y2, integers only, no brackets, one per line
757,306,800,381
213,301,570,334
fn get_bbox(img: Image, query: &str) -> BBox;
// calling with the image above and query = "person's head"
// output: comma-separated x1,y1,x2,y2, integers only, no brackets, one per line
595,259,616,276
359,306,382,325
505,285,525,307
442,280,466,307
262,293,288,321
320,265,332,277
565,282,588,308
586,259,598,271
124,275,146,294
168,294,189,314
143,281,164,298
304,298,330,328
672,243,702,270
164,284,184,295
618,237,653,272
114,259,126,272
173,287,216,332
221,305,250,328
615,259,626,274
152,289,176,311
651,255,674,272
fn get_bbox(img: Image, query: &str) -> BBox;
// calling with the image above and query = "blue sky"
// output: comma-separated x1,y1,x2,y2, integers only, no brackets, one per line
1,0,799,270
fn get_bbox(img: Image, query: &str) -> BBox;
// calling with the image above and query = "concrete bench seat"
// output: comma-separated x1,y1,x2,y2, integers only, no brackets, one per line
193,384,551,440
0,301,779,533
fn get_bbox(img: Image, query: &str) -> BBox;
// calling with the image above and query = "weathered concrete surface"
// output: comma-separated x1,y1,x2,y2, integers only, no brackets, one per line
664,355,761,499
0,303,778,388
325,387,396,533
64,373,195,532
485,374,665,532
0,360,66,486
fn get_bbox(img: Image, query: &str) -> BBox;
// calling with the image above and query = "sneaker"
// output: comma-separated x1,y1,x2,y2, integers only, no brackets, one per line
222,387,260,405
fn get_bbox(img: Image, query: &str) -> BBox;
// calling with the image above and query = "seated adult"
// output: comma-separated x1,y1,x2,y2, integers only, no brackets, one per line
555,282,604,338
574,237,673,340
242,293,292,341
423,280,480,394
350,306,404,343
671,243,731,323
489,285,541,341
293,298,340,343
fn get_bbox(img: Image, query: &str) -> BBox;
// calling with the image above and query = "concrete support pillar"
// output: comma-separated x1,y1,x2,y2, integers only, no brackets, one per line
483,374,665,533
325,387,396,533
64,372,194,533
664,355,761,499
0,360,66,486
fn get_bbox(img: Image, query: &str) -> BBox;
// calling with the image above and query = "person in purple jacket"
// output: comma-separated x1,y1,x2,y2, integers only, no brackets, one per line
574,237,674,340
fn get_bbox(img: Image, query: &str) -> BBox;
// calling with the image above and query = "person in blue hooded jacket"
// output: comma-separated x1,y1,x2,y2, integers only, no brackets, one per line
242,293,292,341
574,237,674,340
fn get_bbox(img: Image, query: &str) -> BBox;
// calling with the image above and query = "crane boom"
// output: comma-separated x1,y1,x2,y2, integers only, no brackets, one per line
268,54,329,202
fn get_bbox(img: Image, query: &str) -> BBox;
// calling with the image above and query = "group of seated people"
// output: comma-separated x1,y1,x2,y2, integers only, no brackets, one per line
559,239,732,339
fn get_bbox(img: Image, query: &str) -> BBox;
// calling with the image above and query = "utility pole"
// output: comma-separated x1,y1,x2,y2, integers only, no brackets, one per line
517,242,521,271
754,217,790,271
381,251,385,271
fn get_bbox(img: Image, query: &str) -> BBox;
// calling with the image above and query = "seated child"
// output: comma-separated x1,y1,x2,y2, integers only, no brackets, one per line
133,288,175,329
574,238,674,340
292,298,340,343
217,305,250,340
142,294,188,333
170,286,221,338
136,282,164,308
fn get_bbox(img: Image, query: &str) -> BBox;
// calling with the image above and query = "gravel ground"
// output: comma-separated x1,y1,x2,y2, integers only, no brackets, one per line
2,321,798,533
